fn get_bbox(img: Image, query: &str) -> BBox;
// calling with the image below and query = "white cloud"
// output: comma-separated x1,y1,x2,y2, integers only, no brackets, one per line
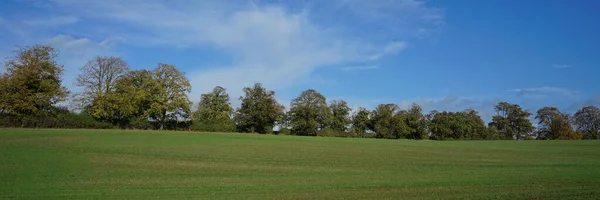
552,64,571,69
383,41,407,54
368,41,407,60
507,86,578,99
341,65,379,71
23,16,79,27
28,0,443,107
45,35,118,90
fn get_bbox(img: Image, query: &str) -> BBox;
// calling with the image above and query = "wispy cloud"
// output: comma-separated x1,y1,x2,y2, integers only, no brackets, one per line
23,16,79,27
7,0,444,107
552,64,571,69
341,65,379,71
567,93,600,111
45,35,118,90
368,41,407,60
508,86,578,99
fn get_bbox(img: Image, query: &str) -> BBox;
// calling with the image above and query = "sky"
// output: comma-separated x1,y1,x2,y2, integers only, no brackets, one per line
0,0,599,122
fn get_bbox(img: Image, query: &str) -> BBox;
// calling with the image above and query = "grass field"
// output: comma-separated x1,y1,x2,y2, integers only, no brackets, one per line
1,129,599,199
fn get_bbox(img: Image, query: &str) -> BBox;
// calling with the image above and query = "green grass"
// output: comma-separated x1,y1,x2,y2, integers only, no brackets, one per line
1,129,599,199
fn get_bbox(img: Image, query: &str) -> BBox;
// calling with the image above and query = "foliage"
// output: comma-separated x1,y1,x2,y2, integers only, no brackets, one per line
0,45,69,121
429,109,489,140
148,63,192,130
328,100,351,132
288,89,331,136
234,83,285,134
192,86,235,132
351,107,371,137
369,104,408,139
404,103,428,140
535,107,579,140
0,109,114,129
488,102,535,140
75,56,129,108
573,106,600,139
89,70,155,126
0,44,597,139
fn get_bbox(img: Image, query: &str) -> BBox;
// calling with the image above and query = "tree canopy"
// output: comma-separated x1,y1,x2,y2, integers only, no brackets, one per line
288,89,330,136
573,106,600,139
0,45,69,121
193,86,235,132
1,44,599,141
234,83,285,134
489,102,535,140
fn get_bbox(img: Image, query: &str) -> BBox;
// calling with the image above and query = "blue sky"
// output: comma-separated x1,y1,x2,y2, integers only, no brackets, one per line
1,0,599,121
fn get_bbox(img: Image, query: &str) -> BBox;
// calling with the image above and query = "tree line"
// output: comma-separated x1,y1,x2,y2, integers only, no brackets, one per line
1,45,599,140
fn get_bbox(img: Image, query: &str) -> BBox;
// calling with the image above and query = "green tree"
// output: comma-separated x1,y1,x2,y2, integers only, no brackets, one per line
0,45,69,122
91,70,155,127
192,86,235,132
535,107,579,140
288,89,330,136
488,102,535,140
75,56,129,109
573,106,600,139
149,63,192,130
405,103,428,140
369,104,408,139
351,107,371,137
329,100,351,132
234,83,285,134
428,110,488,140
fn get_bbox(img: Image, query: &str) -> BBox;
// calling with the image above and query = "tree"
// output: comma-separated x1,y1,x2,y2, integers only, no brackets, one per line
329,100,351,132
535,107,579,140
288,89,330,136
149,63,192,130
75,56,129,108
351,107,371,137
90,69,155,126
428,110,488,140
488,102,535,140
405,103,428,140
192,86,235,132
369,104,408,139
0,45,69,121
573,106,600,139
234,83,285,134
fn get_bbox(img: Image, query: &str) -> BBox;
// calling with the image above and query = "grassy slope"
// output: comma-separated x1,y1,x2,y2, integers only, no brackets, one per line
0,129,599,199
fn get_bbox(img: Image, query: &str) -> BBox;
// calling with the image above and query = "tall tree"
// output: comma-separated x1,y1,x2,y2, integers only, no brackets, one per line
0,45,69,120
535,107,579,140
75,56,129,107
429,110,488,140
192,86,234,132
488,102,535,140
234,83,285,134
149,63,192,130
405,103,428,140
329,100,351,132
90,69,155,126
288,89,330,136
351,107,371,137
369,104,408,139
573,106,600,139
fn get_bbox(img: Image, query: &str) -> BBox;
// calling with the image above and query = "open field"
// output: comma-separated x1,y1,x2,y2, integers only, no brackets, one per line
1,129,599,199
